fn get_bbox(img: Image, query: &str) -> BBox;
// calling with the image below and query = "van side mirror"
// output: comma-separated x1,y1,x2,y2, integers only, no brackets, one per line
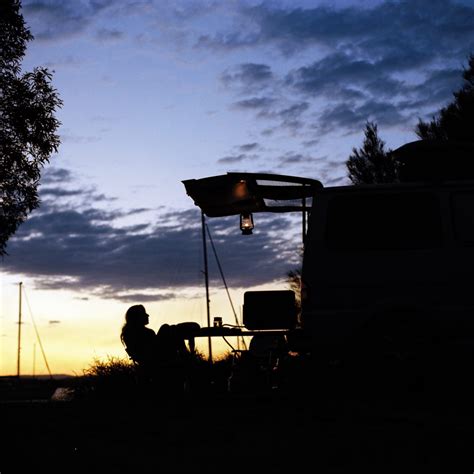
243,290,297,330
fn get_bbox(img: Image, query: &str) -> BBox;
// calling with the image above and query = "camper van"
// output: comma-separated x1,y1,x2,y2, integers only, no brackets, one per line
300,141,474,384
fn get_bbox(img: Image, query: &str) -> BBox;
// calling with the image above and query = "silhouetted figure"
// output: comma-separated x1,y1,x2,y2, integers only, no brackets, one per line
120,305,199,395
154,323,191,394
120,304,156,371
156,323,189,364
228,334,289,394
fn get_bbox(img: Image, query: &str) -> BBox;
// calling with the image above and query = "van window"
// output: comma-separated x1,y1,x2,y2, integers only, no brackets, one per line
326,192,442,250
451,192,474,244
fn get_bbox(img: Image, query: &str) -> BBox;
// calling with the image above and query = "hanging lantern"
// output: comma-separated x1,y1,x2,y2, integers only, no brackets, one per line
240,212,254,235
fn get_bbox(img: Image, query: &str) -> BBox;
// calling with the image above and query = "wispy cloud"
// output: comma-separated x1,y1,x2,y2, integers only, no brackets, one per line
199,1,474,58
232,96,276,111
217,154,252,164
221,63,273,90
208,1,474,138
95,28,125,42
23,0,116,41
238,142,260,152
3,169,300,300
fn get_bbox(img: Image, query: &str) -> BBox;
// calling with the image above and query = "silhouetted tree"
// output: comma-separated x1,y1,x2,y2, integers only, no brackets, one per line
287,268,301,315
416,54,474,143
346,122,398,185
346,55,474,185
0,0,62,255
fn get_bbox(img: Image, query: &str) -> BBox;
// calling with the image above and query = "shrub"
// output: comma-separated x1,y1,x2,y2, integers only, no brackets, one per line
73,356,139,400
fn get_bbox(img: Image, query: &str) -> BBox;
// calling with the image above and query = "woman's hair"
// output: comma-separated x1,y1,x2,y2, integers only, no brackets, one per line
120,304,147,346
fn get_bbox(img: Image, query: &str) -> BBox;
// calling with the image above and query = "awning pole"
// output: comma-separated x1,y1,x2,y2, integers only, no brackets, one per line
302,185,306,245
201,212,213,364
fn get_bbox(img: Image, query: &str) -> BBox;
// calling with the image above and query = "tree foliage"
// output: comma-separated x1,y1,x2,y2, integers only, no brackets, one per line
416,54,474,143
345,122,398,185
346,54,474,185
287,268,301,316
0,0,62,255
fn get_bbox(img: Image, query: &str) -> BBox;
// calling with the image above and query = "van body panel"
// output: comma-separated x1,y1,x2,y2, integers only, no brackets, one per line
301,181,474,354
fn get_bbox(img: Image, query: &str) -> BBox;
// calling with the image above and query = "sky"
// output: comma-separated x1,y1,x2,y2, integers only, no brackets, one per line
1,0,474,375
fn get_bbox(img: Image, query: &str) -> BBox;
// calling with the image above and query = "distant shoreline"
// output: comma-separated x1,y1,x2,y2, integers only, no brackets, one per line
0,374,74,380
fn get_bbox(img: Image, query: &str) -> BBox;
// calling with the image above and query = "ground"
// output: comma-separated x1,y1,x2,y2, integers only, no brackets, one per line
1,380,473,473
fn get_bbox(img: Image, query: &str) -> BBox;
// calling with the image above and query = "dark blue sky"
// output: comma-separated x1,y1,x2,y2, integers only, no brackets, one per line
4,0,474,300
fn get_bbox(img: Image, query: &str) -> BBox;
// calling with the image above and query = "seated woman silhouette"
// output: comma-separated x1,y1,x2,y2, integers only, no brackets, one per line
120,304,157,370
120,305,198,391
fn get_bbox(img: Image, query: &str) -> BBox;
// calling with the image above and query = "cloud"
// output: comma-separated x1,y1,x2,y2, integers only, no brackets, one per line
96,28,125,42
318,100,406,133
217,154,252,164
218,143,263,165
23,0,116,41
231,96,311,133
277,153,315,166
95,291,177,304
278,102,310,121
232,97,276,111
285,53,466,125
238,143,260,152
402,67,466,113
43,55,84,69
3,170,301,301
200,1,474,58
201,1,474,135
60,129,103,144
275,102,310,131
303,139,320,148
286,53,394,98
39,187,84,199
38,173,119,207
221,63,273,89
41,167,73,185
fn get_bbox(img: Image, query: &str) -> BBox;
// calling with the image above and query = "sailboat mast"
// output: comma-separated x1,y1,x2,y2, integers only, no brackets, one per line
33,343,37,379
17,282,23,378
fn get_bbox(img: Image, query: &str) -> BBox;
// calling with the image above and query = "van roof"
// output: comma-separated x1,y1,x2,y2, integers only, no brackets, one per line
318,179,474,195
325,140,474,194
394,139,474,182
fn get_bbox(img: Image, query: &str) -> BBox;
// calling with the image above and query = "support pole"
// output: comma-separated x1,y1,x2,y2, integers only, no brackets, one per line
201,212,213,364
33,343,36,379
17,282,23,379
302,185,307,245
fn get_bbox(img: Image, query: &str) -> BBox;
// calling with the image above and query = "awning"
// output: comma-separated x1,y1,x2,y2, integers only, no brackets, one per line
182,172,323,217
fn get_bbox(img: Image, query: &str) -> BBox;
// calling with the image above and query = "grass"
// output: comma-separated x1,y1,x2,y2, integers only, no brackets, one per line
69,351,236,400
66,350,314,401
70,356,140,400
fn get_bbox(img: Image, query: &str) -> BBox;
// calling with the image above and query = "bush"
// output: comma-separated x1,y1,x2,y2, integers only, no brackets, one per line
73,351,238,400
73,356,140,400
